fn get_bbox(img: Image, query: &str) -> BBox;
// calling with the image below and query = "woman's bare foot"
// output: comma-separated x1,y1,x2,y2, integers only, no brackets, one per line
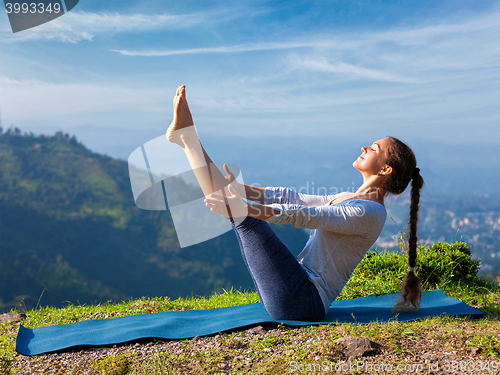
166,85,195,146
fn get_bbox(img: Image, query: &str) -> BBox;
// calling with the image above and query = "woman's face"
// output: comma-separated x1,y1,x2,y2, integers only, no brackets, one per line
352,137,392,176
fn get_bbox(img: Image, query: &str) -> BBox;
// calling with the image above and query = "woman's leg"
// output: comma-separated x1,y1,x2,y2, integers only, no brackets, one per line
232,217,325,321
166,86,324,320
166,85,228,196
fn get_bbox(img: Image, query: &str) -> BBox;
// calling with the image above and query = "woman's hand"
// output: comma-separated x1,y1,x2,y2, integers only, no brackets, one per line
222,164,245,197
205,184,248,218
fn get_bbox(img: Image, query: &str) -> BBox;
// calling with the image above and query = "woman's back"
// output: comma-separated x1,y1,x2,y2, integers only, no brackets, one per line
263,187,387,313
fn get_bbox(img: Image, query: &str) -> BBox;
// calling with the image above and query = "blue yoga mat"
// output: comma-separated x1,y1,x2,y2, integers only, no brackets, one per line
16,290,482,356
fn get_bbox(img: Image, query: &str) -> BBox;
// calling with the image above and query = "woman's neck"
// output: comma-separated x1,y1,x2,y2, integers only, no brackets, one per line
355,183,386,205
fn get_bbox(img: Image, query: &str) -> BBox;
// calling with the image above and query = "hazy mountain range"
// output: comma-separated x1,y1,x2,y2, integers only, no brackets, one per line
0,129,309,313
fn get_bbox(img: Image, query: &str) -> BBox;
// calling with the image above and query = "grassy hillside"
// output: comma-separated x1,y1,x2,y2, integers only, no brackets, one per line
1,242,499,374
0,129,309,313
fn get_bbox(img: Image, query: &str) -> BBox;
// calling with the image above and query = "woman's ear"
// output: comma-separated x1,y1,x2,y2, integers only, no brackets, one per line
380,165,393,176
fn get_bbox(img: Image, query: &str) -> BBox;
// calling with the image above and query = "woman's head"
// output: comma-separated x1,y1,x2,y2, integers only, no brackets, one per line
380,137,421,195
353,137,420,192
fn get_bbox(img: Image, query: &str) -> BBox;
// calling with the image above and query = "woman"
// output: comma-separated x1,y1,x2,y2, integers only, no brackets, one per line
166,85,424,321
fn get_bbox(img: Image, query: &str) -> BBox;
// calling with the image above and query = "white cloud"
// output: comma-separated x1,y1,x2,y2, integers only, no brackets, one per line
111,10,500,56
0,76,165,122
111,11,500,86
373,12,500,46
292,58,419,84
0,4,277,44
112,41,317,56
0,10,213,43
0,6,498,145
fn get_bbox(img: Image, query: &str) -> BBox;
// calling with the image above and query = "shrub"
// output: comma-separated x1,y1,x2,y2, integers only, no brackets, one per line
340,241,492,300
417,242,480,288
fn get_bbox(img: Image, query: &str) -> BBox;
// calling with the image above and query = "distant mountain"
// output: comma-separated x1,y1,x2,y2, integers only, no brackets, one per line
0,129,309,313
64,125,500,198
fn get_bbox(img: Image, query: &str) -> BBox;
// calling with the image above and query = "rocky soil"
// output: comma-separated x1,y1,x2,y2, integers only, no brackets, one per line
6,317,499,375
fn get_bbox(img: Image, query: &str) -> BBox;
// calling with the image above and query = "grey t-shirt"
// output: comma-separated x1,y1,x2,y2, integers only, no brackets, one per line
264,187,387,314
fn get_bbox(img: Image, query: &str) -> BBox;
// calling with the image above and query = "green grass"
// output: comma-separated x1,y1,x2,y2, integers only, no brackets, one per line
93,353,133,375
2,241,499,374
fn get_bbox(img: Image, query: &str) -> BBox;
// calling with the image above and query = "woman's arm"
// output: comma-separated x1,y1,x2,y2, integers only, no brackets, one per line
244,184,266,204
264,187,338,207
205,187,385,237
224,167,338,206
205,187,279,220
247,202,280,220
265,201,386,235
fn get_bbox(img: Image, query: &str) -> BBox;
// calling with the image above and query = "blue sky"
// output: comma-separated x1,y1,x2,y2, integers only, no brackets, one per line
0,0,499,159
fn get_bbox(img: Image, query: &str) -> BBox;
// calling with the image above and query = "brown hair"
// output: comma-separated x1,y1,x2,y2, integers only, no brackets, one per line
382,137,425,311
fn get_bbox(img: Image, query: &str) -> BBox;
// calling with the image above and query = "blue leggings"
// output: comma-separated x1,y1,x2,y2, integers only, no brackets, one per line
231,216,325,321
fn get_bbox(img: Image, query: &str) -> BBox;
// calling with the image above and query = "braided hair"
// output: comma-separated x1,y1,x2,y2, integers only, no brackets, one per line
382,137,425,311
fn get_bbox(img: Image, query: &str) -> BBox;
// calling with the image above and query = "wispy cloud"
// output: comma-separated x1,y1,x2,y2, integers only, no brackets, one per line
293,58,419,83
0,4,277,44
112,10,499,85
373,12,500,46
1,4,498,145
112,41,320,56
0,76,165,122
111,10,500,55
0,10,214,43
